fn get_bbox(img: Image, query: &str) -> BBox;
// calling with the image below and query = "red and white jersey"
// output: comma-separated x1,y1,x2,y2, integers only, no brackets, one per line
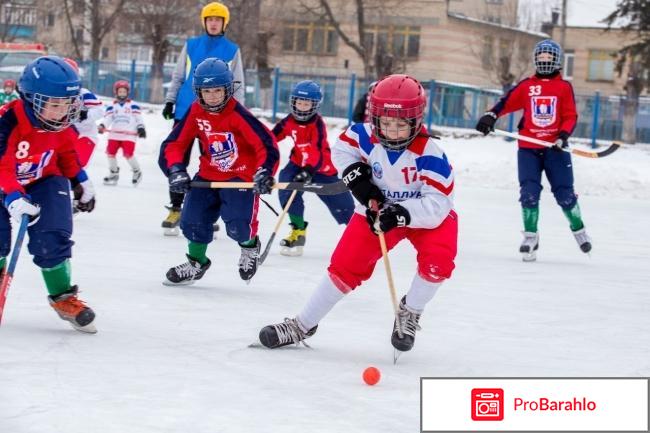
102,99,143,141
73,88,103,142
335,123,454,229
490,73,578,149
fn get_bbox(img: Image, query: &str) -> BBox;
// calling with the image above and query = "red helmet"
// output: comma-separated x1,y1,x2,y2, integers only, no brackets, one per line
63,58,79,73
3,79,16,88
113,80,130,99
368,74,427,151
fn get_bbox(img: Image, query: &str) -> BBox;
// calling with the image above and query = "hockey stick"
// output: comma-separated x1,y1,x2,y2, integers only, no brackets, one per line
259,189,298,265
102,129,138,136
370,201,403,343
0,215,30,325
190,180,349,196
493,129,621,158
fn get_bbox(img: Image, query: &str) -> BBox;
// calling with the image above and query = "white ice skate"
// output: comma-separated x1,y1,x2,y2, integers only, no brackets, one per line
519,231,539,262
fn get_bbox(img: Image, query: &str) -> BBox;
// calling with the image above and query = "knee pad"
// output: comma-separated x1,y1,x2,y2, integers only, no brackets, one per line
28,230,73,269
418,262,454,283
332,206,354,224
180,223,213,244
519,182,542,208
554,187,577,209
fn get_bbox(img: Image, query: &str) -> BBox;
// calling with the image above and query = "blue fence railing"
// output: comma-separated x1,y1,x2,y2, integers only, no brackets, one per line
75,60,650,144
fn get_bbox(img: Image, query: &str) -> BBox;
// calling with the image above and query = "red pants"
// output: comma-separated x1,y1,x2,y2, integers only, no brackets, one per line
75,137,96,167
106,139,135,158
328,212,458,293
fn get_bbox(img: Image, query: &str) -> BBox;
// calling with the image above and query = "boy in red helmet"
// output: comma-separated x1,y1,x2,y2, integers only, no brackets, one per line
0,79,19,105
258,74,458,354
99,80,146,186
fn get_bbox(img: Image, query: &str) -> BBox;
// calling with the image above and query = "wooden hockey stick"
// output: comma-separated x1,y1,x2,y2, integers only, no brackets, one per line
493,129,621,158
0,215,30,325
190,180,349,196
259,189,298,265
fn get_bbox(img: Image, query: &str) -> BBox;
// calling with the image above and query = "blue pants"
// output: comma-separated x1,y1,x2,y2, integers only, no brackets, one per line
518,148,577,210
181,176,259,244
278,162,354,224
0,176,73,268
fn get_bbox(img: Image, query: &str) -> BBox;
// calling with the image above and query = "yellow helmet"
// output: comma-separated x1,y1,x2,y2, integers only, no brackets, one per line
201,2,230,31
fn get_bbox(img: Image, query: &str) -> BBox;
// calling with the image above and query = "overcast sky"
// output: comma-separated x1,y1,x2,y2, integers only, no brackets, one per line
519,0,620,30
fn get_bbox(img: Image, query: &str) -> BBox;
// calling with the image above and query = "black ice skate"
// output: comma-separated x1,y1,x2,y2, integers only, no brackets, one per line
238,236,260,282
162,206,181,236
103,168,119,186
132,169,142,186
259,317,318,348
572,228,592,253
279,222,308,256
391,296,421,354
164,255,211,286
48,286,97,334
519,231,539,262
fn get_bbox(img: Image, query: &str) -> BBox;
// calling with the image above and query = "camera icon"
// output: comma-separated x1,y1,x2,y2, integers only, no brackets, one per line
471,388,504,421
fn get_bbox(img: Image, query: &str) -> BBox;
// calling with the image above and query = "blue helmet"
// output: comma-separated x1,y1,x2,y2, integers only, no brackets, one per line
19,56,81,131
290,80,322,121
533,39,563,75
192,58,235,112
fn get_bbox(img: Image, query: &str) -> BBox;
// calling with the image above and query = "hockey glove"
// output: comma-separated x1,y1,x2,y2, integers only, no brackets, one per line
366,203,411,234
475,112,497,135
162,102,175,120
98,124,106,134
292,165,314,183
137,126,147,139
168,165,191,194
253,167,275,195
79,108,88,122
341,162,385,207
4,192,40,225
71,171,96,212
553,131,570,151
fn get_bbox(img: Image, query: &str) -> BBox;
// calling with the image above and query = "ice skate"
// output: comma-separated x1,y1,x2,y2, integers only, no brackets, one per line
391,296,421,354
48,286,97,334
279,223,307,257
239,237,260,282
103,168,119,186
572,227,592,254
164,254,211,286
162,206,181,236
519,231,539,262
132,169,142,187
258,317,317,348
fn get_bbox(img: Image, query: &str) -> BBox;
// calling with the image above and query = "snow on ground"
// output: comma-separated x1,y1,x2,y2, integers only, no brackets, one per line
0,106,649,433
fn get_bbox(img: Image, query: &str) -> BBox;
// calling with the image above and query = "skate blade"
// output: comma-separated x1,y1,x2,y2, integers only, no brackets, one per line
162,279,195,287
163,227,180,236
103,181,118,186
70,322,97,334
393,349,404,364
522,251,537,262
280,246,303,257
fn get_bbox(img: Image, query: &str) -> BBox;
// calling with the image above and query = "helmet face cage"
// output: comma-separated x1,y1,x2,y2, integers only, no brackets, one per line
533,40,563,75
32,92,81,131
290,96,321,121
369,104,425,151
193,82,236,113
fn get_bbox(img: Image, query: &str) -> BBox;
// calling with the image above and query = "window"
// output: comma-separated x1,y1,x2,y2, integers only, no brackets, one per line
46,13,54,27
364,25,421,59
588,50,615,81
117,45,152,63
485,16,502,24
73,0,85,13
75,28,84,44
564,52,574,80
101,47,109,59
2,4,37,25
282,22,338,55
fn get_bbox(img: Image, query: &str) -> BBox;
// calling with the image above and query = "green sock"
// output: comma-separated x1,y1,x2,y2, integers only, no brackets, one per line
0,257,5,270
239,238,257,248
42,260,72,297
522,207,539,233
288,214,305,230
563,203,585,231
188,241,209,265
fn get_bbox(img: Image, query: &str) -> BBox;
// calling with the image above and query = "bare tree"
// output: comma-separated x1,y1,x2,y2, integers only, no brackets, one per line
226,0,262,69
62,0,83,59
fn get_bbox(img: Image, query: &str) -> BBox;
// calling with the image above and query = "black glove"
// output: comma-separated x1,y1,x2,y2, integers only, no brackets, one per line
137,126,147,139
79,108,88,121
553,131,570,151
292,165,314,183
341,162,385,207
162,102,175,120
253,167,274,194
475,112,497,136
365,203,411,233
168,165,191,194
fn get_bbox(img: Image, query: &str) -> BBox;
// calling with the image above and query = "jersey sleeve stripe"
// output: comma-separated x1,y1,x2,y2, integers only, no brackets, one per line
420,176,454,195
415,154,452,178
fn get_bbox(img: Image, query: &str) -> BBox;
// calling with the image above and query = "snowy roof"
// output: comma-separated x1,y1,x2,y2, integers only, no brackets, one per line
447,12,550,38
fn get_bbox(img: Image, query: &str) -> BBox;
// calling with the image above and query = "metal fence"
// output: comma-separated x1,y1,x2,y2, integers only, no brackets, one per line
78,60,650,144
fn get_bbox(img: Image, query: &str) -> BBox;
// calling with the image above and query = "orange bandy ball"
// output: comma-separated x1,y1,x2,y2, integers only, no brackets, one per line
363,367,381,385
